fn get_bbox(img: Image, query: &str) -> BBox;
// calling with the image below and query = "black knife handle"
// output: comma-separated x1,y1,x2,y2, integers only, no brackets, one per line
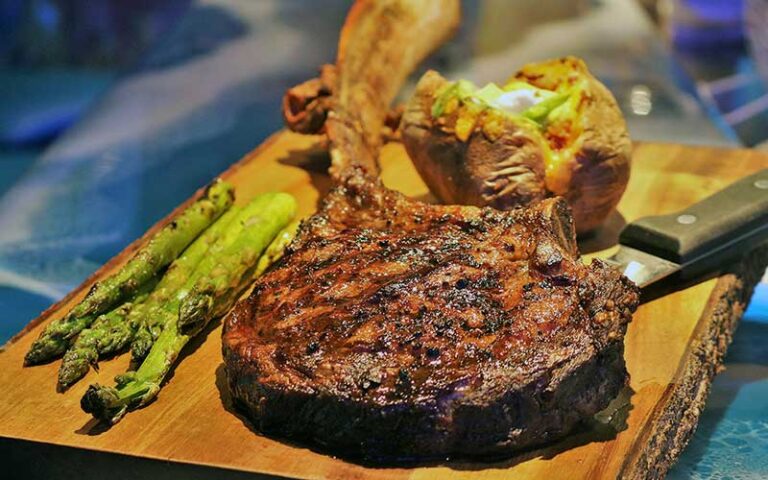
619,168,768,264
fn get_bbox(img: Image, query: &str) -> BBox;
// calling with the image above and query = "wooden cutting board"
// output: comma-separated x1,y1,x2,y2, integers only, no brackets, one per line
1,132,766,480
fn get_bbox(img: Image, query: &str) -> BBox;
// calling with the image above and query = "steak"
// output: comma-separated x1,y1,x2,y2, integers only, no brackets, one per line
223,181,638,459
222,0,639,461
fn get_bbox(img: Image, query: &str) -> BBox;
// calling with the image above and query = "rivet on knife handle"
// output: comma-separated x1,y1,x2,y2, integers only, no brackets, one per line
619,168,768,264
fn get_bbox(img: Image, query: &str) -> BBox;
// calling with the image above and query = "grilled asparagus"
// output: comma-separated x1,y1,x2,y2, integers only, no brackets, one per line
25,179,234,365
81,192,296,424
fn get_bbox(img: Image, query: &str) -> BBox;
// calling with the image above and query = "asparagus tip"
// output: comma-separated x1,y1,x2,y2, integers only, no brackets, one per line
178,292,214,336
57,364,88,391
23,351,38,367
57,346,98,390
130,336,151,363
24,337,66,366
81,384,127,425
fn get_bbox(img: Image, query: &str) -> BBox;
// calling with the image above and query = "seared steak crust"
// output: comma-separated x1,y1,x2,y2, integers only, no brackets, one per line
222,175,639,459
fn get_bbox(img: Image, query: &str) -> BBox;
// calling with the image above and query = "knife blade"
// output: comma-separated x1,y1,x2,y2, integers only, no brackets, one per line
603,168,768,289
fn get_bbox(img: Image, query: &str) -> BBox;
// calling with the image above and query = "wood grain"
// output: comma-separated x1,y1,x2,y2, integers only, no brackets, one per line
1,134,766,479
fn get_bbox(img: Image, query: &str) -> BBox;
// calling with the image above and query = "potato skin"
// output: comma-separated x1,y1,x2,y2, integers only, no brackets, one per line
401,58,631,234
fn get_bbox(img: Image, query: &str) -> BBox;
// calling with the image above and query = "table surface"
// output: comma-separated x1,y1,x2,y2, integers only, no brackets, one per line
0,1,765,478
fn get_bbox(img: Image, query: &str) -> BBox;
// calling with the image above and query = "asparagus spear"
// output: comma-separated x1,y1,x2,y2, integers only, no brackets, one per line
130,206,242,362
58,207,242,388
178,194,298,335
57,280,157,390
81,192,296,424
253,220,300,277
25,180,235,365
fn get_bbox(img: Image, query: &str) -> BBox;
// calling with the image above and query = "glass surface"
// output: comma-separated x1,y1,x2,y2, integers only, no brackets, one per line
669,281,768,479
0,0,764,476
0,0,350,330
747,0,768,84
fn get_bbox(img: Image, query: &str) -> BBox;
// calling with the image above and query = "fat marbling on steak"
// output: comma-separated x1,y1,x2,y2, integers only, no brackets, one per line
222,0,639,460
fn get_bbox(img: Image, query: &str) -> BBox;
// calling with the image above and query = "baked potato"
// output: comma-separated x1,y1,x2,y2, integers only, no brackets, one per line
401,56,631,234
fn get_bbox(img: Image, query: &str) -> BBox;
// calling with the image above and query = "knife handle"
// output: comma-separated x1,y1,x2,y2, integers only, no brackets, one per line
619,168,768,264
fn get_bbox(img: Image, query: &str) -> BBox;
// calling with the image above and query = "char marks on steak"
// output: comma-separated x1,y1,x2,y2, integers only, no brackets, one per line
222,0,639,460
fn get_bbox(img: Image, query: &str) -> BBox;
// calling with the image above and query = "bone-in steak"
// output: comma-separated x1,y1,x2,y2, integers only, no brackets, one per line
222,0,639,461
223,176,638,459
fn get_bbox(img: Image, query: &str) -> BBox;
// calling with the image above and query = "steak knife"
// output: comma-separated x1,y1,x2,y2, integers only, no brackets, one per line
604,168,768,288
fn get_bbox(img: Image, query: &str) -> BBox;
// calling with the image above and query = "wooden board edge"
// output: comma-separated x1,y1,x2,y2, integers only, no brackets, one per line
0,436,288,480
0,131,284,352
619,246,768,480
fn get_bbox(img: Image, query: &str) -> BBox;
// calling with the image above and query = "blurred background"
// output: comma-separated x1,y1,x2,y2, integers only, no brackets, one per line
1,0,767,478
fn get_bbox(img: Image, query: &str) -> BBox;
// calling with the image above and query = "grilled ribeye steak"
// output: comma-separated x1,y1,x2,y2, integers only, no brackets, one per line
223,174,639,459
222,0,639,460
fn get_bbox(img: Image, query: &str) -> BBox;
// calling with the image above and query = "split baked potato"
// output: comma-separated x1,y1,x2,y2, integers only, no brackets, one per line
401,56,631,234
